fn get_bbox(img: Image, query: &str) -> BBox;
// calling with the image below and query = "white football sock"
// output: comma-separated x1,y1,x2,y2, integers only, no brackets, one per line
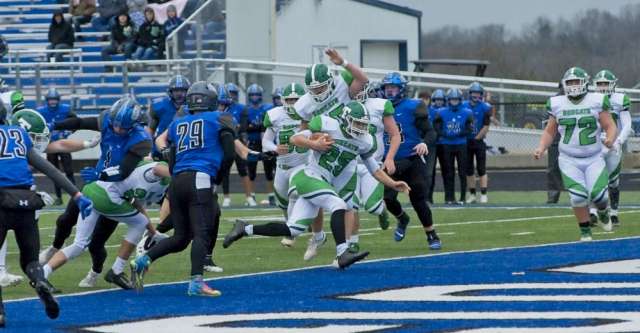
112,257,127,275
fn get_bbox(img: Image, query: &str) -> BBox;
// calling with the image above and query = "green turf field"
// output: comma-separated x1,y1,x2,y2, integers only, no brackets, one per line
2,191,639,300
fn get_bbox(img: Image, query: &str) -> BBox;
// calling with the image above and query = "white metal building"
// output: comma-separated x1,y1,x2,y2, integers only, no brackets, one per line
226,0,421,90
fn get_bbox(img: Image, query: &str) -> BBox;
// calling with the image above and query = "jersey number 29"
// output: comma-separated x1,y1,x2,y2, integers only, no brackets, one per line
176,120,204,153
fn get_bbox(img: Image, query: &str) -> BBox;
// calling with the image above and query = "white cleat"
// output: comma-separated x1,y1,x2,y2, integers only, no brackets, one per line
465,194,476,204
222,197,231,208
245,197,257,207
39,246,57,265
598,210,613,232
303,232,327,261
259,199,270,205
203,264,224,273
0,271,23,287
280,237,296,247
580,235,593,242
78,270,99,288
480,194,488,204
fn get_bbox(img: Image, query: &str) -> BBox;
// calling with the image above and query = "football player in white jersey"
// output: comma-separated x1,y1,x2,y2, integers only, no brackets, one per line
261,83,308,247
223,101,409,269
43,161,170,289
535,67,617,241
588,70,630,227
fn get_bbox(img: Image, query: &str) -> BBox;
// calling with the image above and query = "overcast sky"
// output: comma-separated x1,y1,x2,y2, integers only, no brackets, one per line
391,0,638,33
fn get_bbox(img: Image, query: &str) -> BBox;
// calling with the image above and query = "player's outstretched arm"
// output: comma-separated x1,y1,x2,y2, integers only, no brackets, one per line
325,48,368,98
45,134,100,153
534,117,558,159
362,154,410,193
54,115,100,131
27,148,81,197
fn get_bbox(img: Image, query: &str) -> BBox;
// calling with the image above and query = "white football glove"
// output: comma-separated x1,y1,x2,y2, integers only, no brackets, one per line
37,192,55,206
83,134,101,148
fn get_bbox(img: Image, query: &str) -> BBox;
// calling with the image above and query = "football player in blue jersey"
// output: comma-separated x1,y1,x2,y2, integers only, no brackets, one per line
463,82,492,204
148,74,191,161
226,82,240,103
427,89,446,204
218,84,255,207
272,87,283,107
36,88,78,205
38,97,153,289
381,72,441,250
0,107,92,325
131,82,238,296
245,83,277,206
434,88,474,205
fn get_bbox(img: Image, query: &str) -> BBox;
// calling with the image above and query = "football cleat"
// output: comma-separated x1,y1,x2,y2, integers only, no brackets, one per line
130,255,150,292
104,269,133,290
378,210,389,230
303,232,326,261
203,255,223,273
280,236,296,247
466,194,476,204
223,220,248,248
597,209,612,232
336,250,369,269
580,227,593,242
222,197,231,207
39,246,57,265
428,236,442,250
245,196,257,207
588,213,598,227
479,194,488,204
0,271,23,287
188,278,221,297
348,242,360,253
31,280,59,319
611,215,620,227
78,270,99,288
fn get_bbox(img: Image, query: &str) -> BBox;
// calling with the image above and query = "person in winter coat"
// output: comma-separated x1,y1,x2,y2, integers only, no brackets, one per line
69,0,96,33
91,0,127,32
47,10,75,63
101,12,137,71
132,8,164,60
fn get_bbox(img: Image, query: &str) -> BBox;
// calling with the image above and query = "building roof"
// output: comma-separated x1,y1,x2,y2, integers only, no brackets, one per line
351,0,422,18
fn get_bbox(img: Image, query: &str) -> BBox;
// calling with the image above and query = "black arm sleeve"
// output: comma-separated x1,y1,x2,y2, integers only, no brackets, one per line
462,116,474,137
415,102,438,145
238,107,249,140
483,112,491,126
215,129,236,185
54,116,99,131
28,149,80,196
148,107,160,132
433,115,443,139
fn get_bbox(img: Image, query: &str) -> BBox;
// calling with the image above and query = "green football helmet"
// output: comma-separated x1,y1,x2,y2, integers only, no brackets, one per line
561,67,590,98
11,109,50,153
305,64,334,103
342,101,370,137
592,70,617,95
282,82,305,116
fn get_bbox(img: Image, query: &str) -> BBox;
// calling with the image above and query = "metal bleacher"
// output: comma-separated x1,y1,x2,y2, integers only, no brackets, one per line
0,0,226,114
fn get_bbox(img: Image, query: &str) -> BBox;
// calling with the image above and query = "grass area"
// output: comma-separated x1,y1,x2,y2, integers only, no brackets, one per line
2,191,639,300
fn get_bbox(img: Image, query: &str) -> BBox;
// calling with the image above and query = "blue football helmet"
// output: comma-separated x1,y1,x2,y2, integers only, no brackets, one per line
168,74,191,104
446,88,463,107
431,89,446,107
217,84,233,107
45,87,61,101
468,82,484,103
109,97,143,132
381,72,408,104
247,83,264,105
225,83,239,102
272,87,283,106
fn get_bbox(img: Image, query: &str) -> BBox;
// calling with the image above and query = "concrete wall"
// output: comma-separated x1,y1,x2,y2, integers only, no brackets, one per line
225,0,275,61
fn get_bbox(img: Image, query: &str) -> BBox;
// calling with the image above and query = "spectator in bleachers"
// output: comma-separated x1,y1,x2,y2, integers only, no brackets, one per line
47,10,75,63
128,0,148,28
69,0,96,34
92,0,128,32
101,12,136,71
164,5,183,36
132,8,165,60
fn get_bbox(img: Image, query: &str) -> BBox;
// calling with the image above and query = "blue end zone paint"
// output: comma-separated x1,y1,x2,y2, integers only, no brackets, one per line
4,237,640,332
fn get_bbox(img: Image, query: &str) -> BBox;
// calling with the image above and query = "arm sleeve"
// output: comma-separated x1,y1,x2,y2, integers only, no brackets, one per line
262,127,278,152
433,115,443,138
54,116,99,131
340,70,354,86
215,129,236,185
415,102,437,145
148,107,159,131
618,110,632,143
28,149,79,196
462,114,474,136
362,154,381,175
483,110,491,126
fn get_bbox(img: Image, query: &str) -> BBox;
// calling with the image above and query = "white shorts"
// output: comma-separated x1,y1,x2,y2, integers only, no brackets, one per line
558,153,609,207
356,164,385,215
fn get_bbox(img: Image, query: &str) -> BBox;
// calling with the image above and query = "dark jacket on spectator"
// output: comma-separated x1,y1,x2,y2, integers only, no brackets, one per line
136,18,164,51
69,0,96,17
97,0,127,19
110,14,136,46
48,11,75,46
163,16,183,37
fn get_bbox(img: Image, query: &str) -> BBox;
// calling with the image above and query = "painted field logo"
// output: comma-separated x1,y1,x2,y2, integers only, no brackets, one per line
5,237,640,333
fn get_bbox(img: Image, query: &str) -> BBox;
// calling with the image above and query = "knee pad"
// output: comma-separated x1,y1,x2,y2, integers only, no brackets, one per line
61,243,86,260
569,192,589,208
325,196,348,213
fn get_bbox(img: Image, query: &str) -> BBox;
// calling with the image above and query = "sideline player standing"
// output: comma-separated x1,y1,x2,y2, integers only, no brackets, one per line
535,67,616,241
463,82,492,204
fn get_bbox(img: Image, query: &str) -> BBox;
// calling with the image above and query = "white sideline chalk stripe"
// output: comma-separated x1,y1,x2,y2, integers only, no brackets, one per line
7,235,640,303
511,232,535,236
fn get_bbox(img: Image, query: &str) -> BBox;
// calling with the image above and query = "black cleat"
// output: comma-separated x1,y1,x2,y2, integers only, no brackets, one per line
31,280,60,319
611,215,620,227
589,213,598,227
104,269,133,290
223,220,248,248
337,250,370,269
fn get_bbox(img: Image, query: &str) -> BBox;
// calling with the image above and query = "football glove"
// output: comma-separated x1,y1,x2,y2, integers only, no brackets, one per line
80,167,99,183
74,194,93,219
